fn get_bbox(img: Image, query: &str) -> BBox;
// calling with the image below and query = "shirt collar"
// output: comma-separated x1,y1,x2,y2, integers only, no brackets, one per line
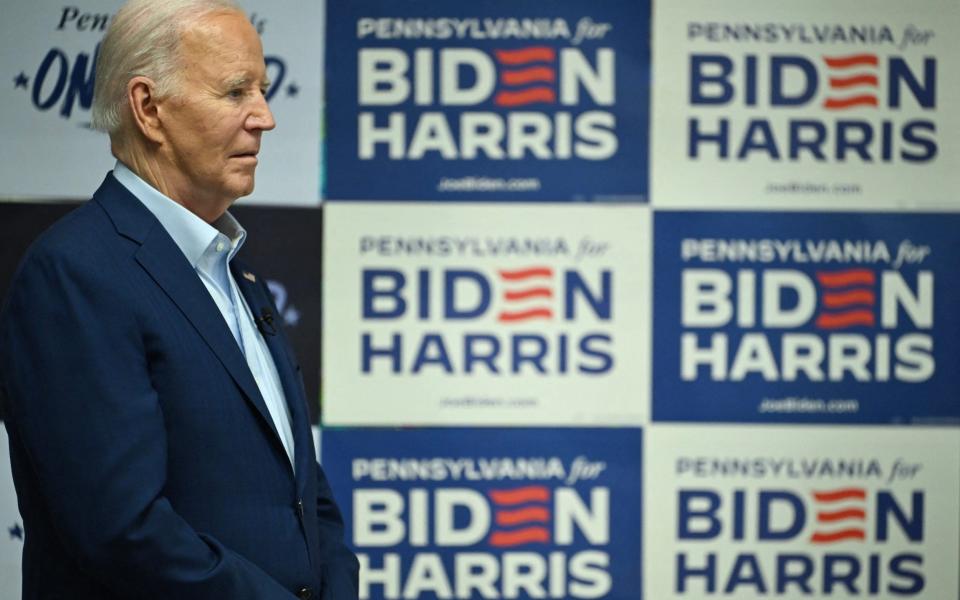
112,160,246,267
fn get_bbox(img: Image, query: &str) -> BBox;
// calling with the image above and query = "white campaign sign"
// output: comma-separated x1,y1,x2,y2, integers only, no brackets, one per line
0,429,23,599
0,0,322,205
323,203,651,426
644,425,960,600
650,0,960,210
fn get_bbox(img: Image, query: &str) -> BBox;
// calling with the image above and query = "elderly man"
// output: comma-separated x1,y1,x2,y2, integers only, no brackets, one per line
0,1,357,598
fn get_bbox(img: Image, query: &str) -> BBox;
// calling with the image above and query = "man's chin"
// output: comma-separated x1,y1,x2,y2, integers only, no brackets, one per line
227,176,257,200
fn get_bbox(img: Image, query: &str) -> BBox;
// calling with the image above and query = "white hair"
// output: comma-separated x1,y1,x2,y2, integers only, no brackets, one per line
91,0,242,135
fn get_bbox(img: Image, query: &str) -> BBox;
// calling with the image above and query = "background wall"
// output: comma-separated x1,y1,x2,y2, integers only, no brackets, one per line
1,1,957,598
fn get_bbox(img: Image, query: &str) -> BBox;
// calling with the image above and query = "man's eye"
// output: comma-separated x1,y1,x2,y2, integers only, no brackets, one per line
228,89,244,98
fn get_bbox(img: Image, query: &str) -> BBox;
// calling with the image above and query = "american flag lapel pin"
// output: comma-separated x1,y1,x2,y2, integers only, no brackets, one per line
242,271,256,283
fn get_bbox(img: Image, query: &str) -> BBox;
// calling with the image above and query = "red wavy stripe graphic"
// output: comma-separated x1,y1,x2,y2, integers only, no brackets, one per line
816,270,876,287
499,267,553,281
495,47,556,65
813,488,867,502
495,507,550,526
817,508,867,523
501,67,556,86
498,308,553,322
489,527,551,547
824,95,879,109
823,54,878,68
810,529,867,544
504,288,553,301
489,486,550,505
815,311,875,329
495,88,556,107
822,290,875,308
829,74,879,89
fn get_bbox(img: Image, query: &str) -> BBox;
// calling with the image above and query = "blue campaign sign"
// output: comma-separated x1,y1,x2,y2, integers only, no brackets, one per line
652,211,960,424
324,0,650,201
321,428,642,599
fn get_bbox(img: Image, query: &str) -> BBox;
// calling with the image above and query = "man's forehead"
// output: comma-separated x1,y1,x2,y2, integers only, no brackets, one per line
179,10,261,54
177,12,266,76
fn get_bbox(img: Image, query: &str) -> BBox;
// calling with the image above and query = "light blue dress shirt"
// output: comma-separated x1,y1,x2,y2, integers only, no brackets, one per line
112,161,296,470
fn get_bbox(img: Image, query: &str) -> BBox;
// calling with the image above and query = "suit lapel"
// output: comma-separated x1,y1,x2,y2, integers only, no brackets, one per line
93,175,290,465
231,264,314,494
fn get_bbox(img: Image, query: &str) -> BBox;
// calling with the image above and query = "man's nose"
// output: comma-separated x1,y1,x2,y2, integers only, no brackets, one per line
248,93,276,131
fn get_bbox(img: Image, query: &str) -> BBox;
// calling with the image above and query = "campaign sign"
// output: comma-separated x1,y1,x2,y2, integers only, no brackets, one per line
644,426,960,600
650,0,960,209
322,203,649,426
0,0,322,205
322,428,642,600
325,0,650,201
0,430,23,599
653,211,960,424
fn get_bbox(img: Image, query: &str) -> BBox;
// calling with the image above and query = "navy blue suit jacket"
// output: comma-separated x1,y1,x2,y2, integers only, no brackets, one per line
0,174,358,599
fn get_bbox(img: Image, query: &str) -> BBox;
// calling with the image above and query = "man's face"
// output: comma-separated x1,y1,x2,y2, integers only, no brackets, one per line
158,11,274,220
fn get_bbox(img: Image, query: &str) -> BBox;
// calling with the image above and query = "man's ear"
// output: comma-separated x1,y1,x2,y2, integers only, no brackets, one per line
127,76,164,144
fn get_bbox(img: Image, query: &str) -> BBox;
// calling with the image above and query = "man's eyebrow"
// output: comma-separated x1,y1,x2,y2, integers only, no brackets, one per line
223,75,271,89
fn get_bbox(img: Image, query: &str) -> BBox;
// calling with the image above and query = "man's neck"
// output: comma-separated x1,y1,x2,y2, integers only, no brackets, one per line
114,145,225,224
